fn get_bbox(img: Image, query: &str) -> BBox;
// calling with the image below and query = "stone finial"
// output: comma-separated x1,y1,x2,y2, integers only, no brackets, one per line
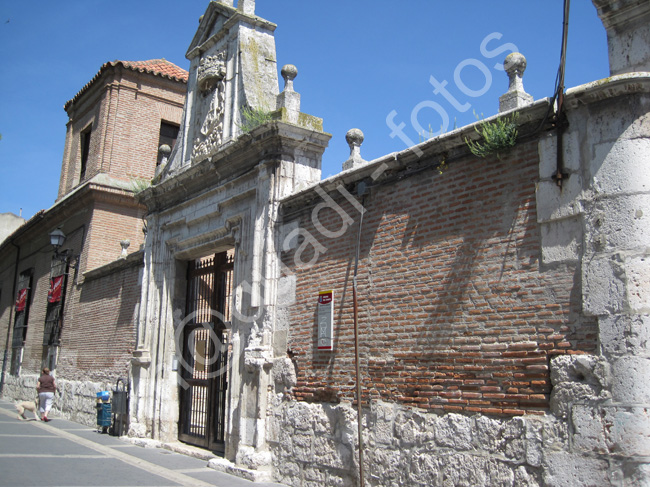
238,0,255,15
120,240,130,258
499,52,534,113
219,0,234,6
281,64,298,92
342,129,367,171
276,64,300,124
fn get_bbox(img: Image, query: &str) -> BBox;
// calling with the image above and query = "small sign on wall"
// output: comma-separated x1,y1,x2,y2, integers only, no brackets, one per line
317,290,333,351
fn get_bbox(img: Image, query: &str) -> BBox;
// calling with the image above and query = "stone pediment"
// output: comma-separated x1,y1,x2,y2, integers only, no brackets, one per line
186,1,277,60
158,1,279,182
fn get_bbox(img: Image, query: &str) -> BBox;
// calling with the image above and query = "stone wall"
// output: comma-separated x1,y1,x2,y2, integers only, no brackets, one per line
268,350,622,486
268,394,568,487
3,373,113,427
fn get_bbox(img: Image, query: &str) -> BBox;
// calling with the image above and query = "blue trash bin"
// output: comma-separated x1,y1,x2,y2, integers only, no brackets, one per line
96,397,111,433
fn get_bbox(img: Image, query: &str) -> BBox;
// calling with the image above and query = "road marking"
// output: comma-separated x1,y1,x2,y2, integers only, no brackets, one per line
0,433,54,438
0,453,106,459
0,407,214,487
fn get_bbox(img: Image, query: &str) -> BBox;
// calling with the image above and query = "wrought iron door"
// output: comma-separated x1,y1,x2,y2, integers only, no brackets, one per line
178,251,233,453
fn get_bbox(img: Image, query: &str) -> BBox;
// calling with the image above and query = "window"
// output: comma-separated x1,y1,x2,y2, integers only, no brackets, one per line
79,125,92,181
11,270,33,375
157,121,180,166
42,258,67,371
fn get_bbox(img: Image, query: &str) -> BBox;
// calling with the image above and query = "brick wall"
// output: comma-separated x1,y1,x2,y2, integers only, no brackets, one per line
56,260,141,382
281,141,597,416
85,198,145,272
58,68,185,200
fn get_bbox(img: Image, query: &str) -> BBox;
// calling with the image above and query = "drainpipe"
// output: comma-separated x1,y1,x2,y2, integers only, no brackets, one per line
553,0,571,187
0,239,21,396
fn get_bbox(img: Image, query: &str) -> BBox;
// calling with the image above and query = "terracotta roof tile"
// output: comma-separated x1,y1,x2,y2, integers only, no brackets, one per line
119,59,189,82
65,59,188,110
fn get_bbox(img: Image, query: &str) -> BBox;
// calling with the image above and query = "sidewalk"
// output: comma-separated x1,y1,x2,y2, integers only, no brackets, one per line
0,399,286,487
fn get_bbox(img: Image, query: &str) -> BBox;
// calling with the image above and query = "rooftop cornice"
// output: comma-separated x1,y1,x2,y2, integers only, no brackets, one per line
64,59,188,111
141,121,330,213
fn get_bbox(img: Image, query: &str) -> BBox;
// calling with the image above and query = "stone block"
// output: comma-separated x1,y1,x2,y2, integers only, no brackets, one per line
373,415,394,446
272,330,289,359
435,413,473,450
323,473,356,487
369,448,402,482
550,354,609,388
514,466,541,487
408,452,442,486
543,452,610,487
536,176,583,224
571,405,609,453
622,461,650,486
591,138,650,196
585,194,650,252
437,454,516,487
585,95,650,143
626,256,650,313
550,383,603,419
603,406,650,457
571,404,650,457
538,131,581,179
539,218,582,264
611,356,650,403
313,405,336,436
474,415,505,453
599,313,650,357
287,402,314,431
313,437,352,470
582,254,627,316
292,433,313,458
607,20,650,75
277,275,296,307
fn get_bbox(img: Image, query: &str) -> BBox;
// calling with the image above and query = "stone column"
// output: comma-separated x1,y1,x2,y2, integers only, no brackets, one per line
592,0,650,74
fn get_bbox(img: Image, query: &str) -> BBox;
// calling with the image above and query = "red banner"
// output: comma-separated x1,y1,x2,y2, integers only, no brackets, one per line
48,275,64,303
15,288,28,311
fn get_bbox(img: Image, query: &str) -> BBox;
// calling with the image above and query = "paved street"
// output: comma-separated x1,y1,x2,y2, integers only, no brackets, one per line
0,399,285,487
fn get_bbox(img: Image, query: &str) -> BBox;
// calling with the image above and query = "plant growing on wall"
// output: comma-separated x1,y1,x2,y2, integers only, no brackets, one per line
238,105,274,134
129,177,152,195
465,112,519,158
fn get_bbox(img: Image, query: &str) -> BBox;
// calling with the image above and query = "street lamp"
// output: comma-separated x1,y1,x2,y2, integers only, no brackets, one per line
49,228,66,252
49,228,72,262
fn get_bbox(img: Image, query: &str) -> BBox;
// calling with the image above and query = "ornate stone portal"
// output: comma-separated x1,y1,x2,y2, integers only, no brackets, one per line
132,1,329,481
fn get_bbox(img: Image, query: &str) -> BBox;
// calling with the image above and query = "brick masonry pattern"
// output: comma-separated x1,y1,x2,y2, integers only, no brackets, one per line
282,141,597,416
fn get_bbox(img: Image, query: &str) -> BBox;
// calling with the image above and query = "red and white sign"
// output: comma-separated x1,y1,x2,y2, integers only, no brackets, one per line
317,290,333,351
48,275,65,303
15,288,28,312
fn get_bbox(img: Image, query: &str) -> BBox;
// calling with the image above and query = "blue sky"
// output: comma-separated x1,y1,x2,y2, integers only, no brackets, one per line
0,1,608,220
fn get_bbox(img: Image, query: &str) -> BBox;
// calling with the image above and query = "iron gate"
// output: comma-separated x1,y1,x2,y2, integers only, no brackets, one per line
178,251,233,453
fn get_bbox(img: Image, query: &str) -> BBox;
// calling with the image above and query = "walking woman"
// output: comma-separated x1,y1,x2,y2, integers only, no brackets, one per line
36,368,56,422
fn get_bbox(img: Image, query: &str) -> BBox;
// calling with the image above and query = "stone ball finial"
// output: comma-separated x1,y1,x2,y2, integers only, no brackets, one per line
346,128,364,149
504,52,527,78
342,129,366,171
281,64,298,82
158,144,172,156
281,64,298,92
499,52,533,112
